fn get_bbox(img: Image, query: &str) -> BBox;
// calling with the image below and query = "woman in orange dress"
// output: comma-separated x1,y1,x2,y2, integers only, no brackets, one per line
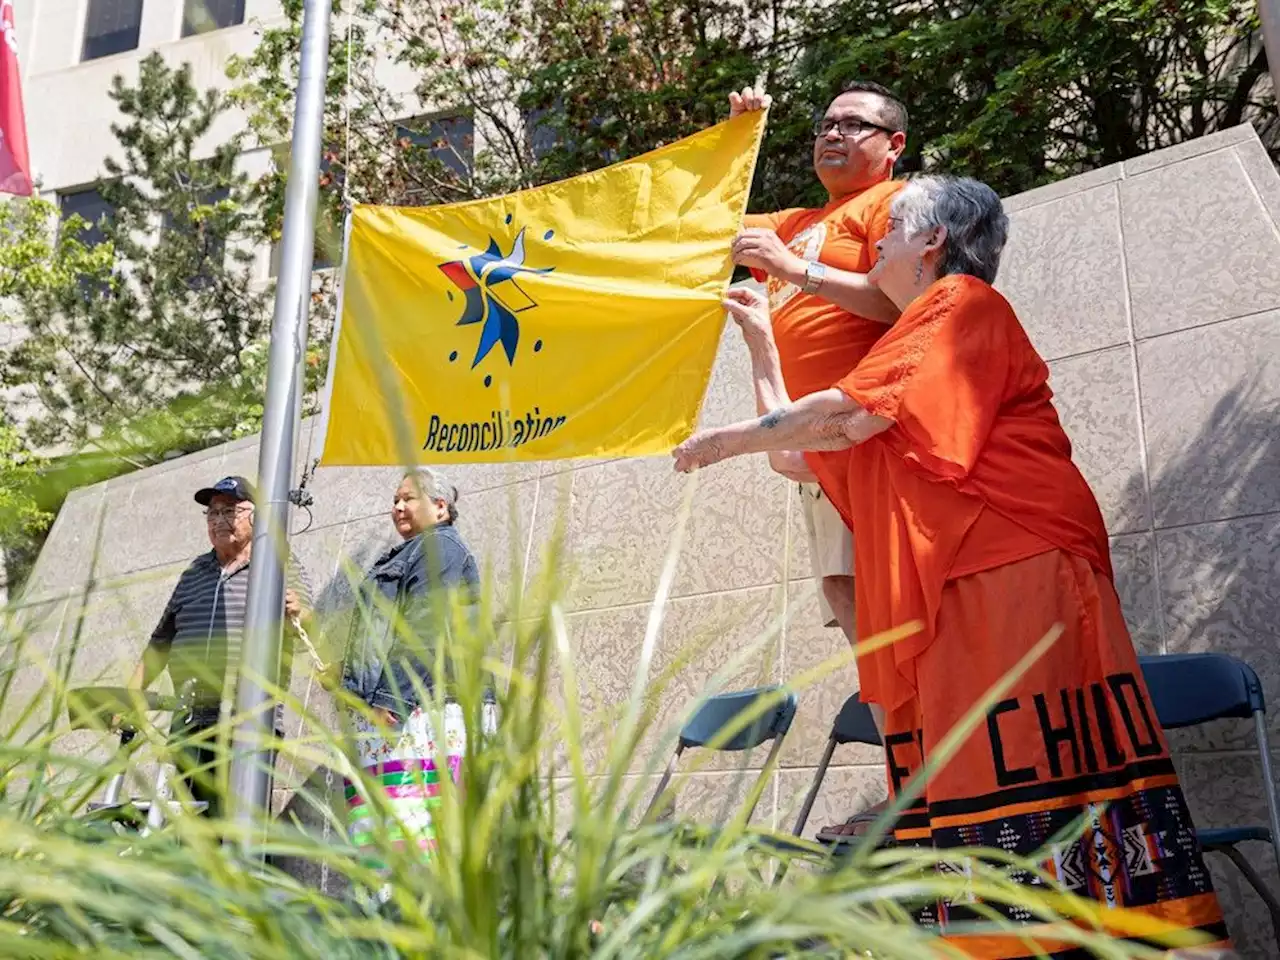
674,175,1229,956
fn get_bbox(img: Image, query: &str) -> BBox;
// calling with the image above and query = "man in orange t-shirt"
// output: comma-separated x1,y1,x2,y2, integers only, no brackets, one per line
726,82,906,646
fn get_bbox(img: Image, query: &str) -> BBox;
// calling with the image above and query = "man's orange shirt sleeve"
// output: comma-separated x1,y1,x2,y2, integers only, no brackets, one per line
743,209,797,231
839,181,900,273
861,187,898,264
803,182,902,277
742,209,802,282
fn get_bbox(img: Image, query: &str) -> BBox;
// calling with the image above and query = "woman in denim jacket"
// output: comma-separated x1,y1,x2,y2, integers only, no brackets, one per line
340,467,495,870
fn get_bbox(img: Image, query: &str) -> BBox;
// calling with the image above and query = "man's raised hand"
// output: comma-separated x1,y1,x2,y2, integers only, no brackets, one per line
731,227,803,283
728,86,772,119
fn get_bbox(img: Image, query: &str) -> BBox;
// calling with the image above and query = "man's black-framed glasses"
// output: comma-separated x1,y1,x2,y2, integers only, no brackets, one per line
813,117,898,139
205,505,253,523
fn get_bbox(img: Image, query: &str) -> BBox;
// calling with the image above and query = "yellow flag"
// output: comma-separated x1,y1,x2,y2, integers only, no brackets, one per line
318,112,765,465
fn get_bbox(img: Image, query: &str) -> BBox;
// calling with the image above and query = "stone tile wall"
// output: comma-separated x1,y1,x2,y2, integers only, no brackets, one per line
999,125,1280,959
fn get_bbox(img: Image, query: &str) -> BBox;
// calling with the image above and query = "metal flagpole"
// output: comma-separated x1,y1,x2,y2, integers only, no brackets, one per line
1261,0,1280,107
229,0,332,844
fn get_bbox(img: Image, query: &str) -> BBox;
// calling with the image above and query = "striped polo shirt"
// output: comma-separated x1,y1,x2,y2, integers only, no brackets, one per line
149,550,313,704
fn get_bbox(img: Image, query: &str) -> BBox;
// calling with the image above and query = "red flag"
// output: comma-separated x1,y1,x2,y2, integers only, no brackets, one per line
0,0,32,197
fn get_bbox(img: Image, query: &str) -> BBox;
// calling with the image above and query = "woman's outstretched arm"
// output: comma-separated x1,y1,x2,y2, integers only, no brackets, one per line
673,388,890,473
683,287,888,475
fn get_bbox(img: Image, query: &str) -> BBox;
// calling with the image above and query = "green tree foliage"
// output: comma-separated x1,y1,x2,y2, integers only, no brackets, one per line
228,0,387,267
232,0,1275,220
0,195,112,587
1,54,273,461
0,195,114,306
515,0,765,181
792,0,1278,198
0,421,50,587
229,0,769,224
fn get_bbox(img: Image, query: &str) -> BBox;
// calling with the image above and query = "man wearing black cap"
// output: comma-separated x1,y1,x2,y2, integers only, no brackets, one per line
126,475,313,816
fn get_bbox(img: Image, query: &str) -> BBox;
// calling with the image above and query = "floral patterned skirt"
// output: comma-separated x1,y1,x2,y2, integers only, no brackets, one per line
344,701,497,870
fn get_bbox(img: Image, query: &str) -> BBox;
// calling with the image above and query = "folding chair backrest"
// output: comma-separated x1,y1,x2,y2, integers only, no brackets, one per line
1139,653,1265,729
678,686,799,751
830,691,882,746
1140,652,1280,918
642,686,798,825
790,690,881,838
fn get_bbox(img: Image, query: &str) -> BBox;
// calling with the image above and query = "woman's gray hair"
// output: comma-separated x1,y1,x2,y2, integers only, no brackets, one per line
405,467,460,523
891,175,1009,284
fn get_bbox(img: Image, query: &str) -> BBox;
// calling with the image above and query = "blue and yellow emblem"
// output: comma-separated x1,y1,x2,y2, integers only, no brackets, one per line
439,225,556,368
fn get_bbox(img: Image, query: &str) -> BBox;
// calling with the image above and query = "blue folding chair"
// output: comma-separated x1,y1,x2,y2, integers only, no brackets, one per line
791,690,882,839
1140,653,1280,943
642,685,798,826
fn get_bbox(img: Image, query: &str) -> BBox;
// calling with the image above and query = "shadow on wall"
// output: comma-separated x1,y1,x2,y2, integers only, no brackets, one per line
1107,374,1280,959
313,542,380,629
1109,373,1280,668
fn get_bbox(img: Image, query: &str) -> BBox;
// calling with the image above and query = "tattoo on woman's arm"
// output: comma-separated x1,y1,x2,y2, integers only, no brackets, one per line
759,407,787,429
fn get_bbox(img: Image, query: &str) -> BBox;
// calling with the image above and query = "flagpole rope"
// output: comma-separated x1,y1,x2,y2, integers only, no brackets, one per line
322,14,353,867
342,2,355,211
290,1,353,500
291,616,328,675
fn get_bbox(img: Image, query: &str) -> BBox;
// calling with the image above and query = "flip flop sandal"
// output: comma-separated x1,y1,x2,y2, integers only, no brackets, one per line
816,808,889,845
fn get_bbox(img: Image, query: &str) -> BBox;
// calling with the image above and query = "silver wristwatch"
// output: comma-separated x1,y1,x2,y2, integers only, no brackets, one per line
802,260,827,294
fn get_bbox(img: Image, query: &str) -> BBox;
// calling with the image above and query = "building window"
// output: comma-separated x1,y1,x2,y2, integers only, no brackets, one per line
182,0,246,38
269,218,339,277
523,108,560,161
161,185,231,290
59,186,116,296
268,145,343,276
58,187,114,247
81,0,144,62
521,105,616,164
395,115,475,177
